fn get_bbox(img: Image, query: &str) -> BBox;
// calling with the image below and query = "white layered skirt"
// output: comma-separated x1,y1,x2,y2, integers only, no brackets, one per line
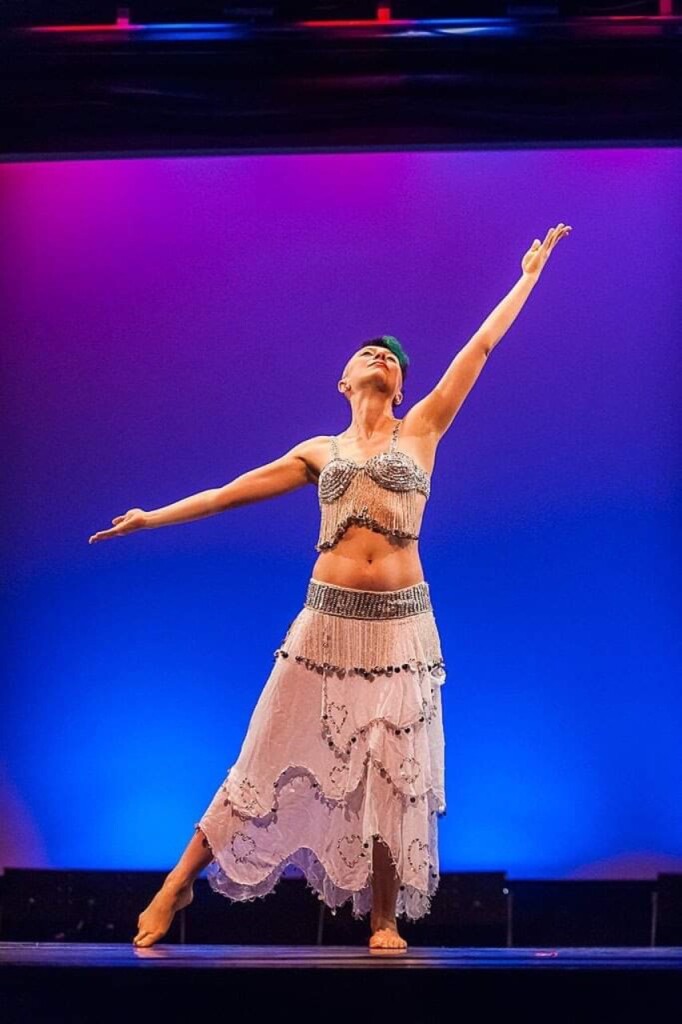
195,577,447,922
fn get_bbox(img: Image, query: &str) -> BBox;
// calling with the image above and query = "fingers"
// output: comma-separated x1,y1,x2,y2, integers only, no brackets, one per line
89,513,129,544
542,223,572,256
544,223,571,242
550,223,572,243
88,527,118,544
551,224,572,251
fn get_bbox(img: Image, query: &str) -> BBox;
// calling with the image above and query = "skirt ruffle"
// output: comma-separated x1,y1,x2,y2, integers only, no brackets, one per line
195,580,447,922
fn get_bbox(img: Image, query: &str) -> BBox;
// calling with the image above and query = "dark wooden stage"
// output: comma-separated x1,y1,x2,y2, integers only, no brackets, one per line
2,942,681,1023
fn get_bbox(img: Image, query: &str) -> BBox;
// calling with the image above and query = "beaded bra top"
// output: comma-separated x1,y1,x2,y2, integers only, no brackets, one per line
315,419,431,552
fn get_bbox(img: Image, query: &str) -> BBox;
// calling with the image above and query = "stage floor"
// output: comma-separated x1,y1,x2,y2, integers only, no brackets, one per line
2,941,682,969
2,942,681,1023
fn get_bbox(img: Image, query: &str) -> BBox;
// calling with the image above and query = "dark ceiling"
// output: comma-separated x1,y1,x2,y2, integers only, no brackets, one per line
1,12,680,158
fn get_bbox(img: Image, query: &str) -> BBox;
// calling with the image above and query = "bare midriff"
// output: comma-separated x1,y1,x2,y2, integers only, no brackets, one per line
311,528,425,592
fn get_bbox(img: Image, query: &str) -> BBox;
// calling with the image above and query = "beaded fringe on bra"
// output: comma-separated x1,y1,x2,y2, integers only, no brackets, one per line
315,471,428,551
195,578,447,923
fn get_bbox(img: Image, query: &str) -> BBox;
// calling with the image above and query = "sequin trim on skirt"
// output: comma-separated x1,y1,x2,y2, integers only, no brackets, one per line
195,577,447,922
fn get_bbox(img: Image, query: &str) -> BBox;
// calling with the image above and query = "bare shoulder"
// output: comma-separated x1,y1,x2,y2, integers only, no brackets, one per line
286,434,334,485
397,409,441,477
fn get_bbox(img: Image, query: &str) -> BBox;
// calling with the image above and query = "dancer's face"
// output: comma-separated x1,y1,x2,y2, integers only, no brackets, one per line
341,345,403,404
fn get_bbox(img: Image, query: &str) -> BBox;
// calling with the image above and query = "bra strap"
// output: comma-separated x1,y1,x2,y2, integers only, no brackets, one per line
389,419,401,451
330,434,340,459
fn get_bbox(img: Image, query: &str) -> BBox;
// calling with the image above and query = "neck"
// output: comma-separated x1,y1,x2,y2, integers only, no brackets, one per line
345,395,398,441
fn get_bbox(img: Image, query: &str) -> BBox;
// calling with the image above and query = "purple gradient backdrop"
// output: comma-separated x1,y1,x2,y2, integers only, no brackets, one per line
1,148,681,879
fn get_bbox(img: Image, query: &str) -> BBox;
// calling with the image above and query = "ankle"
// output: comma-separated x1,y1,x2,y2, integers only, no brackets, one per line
164,868,194,892
371,913,397,931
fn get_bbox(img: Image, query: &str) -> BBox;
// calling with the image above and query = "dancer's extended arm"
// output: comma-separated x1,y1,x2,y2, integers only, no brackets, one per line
87,437,322,543
408,223,572,439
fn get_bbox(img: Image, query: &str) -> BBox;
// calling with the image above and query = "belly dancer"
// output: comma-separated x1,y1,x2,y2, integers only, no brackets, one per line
87,224,571,950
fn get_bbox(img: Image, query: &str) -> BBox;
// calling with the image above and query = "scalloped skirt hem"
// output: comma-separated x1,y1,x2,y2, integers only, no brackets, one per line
198,832,442,923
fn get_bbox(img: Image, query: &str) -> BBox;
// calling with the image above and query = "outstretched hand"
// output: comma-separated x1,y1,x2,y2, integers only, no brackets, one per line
88,508,148,544
522,223,572,279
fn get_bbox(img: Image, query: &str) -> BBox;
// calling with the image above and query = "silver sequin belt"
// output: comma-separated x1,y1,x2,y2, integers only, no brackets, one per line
304,578,432,619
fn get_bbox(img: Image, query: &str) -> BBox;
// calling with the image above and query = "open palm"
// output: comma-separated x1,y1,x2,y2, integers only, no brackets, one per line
522,223,572,278
88,508,147,544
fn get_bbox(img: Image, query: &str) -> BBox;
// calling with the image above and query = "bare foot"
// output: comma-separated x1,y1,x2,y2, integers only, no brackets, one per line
132,875,194,948
369,918,408,950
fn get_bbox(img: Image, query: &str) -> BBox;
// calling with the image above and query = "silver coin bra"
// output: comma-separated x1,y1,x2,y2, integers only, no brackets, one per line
318,421,431,505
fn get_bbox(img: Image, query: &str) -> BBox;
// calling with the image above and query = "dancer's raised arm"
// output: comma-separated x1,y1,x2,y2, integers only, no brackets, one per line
87,437,321,544
408,222,572,440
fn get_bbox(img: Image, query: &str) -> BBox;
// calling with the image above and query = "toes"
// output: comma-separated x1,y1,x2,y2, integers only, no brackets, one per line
369,929,407,950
